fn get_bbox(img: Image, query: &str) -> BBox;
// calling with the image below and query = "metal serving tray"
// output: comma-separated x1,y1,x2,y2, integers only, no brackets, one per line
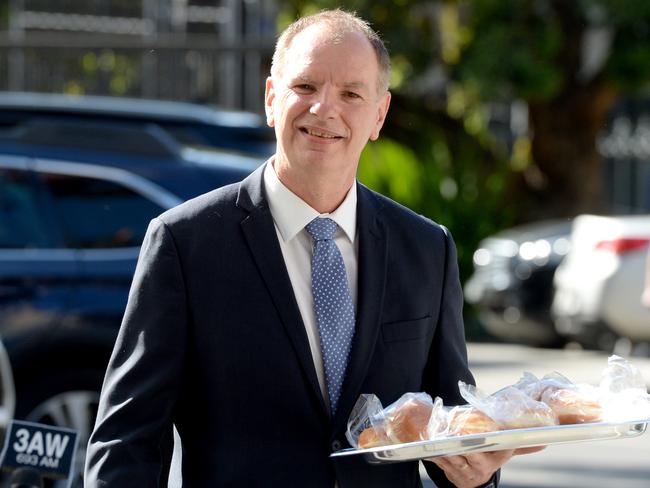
331,419,649,464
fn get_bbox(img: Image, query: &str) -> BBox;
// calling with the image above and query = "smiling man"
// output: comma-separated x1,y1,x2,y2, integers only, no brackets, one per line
265,17,391,215
86,9,521,488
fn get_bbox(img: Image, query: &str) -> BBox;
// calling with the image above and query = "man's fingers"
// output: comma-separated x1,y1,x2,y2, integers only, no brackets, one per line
426,447,543,488
470,449,515,467
427,452,510,488
430,455,470,472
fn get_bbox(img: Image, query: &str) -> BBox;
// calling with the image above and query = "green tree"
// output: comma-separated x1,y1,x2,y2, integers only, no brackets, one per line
455,0,650,218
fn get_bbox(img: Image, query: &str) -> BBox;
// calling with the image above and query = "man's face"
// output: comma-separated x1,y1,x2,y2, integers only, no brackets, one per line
265,25,391,183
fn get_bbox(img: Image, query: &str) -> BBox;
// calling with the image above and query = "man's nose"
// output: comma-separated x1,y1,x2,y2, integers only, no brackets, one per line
309,89,338,118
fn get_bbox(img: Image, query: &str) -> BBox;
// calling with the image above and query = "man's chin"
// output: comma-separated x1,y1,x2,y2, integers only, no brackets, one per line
279,147,358,172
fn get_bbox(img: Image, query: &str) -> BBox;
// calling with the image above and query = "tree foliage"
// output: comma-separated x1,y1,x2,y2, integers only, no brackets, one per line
458,0,650,99
454,0,650,217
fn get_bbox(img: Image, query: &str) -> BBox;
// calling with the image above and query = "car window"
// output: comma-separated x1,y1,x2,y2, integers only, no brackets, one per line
0,167,55,248
0,117,179,159
38,172,165,249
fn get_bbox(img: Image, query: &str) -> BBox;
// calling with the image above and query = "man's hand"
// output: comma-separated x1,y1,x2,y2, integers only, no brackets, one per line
427,446,546,488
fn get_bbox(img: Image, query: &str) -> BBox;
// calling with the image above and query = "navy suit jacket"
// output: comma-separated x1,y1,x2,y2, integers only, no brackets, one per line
85,164,476,487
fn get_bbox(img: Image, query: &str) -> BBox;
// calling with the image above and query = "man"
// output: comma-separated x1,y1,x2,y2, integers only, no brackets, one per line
85,9,527,488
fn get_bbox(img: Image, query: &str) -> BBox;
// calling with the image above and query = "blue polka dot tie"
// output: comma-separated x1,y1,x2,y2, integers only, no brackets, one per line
305,217,355,415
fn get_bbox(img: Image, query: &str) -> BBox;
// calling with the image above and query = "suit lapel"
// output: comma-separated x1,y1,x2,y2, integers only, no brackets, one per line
237,165,329,417
333,184,388,432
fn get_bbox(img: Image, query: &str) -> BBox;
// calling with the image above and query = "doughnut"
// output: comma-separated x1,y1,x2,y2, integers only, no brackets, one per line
386,398,433,443
499,405,558,429
358,425,390,448
541,388,603,424
448,407,500,436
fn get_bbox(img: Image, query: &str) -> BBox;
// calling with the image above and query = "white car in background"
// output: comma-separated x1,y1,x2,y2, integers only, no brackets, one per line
552,214,650,352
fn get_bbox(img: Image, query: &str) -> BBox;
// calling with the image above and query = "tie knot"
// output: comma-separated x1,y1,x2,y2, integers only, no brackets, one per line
306,217,338,241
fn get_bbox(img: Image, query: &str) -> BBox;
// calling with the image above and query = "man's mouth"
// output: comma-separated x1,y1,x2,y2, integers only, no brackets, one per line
300,126,342,139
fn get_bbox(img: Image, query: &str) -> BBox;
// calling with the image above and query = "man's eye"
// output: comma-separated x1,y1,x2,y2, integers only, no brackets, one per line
344,91,362,99
294,84,314,92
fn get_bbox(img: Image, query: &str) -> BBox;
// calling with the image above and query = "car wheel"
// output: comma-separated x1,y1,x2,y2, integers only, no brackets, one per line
14,368,104,488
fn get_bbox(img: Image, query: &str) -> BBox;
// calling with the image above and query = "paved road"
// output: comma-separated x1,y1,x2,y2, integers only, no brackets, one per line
421,343,650,488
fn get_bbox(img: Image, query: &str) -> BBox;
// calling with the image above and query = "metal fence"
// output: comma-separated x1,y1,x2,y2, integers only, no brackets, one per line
599,99,650,214
0,0,277,112
0,33,274,110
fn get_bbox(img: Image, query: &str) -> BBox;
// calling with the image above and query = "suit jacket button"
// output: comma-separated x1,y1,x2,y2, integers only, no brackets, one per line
331,440,342,451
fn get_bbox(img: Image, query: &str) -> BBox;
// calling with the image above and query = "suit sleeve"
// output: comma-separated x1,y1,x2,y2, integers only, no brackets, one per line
422,226,474,405
421,227,501,487
85,217,187,487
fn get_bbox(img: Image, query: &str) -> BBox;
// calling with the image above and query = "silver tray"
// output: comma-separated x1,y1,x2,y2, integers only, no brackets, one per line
331,419,649,464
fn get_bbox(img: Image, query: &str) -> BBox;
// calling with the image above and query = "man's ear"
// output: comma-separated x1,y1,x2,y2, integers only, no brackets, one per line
369,91,391,141
264,77,275,128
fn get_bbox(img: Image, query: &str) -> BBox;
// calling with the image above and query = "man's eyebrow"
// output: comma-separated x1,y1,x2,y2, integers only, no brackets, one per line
289,76,371,91
341,81,368,90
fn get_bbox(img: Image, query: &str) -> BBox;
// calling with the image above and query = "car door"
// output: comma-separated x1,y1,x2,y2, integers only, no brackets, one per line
30,158,179,338
0,156,77,348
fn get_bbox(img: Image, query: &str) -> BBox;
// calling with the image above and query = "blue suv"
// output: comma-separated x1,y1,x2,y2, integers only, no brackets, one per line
0,92,272,487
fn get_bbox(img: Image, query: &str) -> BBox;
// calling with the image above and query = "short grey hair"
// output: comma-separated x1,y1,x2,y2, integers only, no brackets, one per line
271,9,391,93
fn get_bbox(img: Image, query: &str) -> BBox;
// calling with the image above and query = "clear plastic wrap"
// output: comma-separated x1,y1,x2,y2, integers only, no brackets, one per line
384,393,435,444
512,371,602,424
345,355,650,452
459,382,558,429
345,394,386,449
509,355,650,424
346,392,449,449
599,355,650,422
446,405,501,436
513,371,574,401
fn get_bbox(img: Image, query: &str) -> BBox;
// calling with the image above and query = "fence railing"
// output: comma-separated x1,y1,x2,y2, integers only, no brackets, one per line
0,32,274,112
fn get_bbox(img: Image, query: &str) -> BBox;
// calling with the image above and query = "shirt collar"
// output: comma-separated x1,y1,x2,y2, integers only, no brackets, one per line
263,160,357,243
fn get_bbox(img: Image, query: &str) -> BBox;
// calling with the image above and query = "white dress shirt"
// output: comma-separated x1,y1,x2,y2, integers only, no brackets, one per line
263,161,358,408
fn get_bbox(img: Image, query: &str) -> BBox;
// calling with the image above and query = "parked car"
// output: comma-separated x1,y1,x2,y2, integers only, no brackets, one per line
0,337,16,438
464,220,573,347
0,91,276,158
0,101,266,486
552,214,650,352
